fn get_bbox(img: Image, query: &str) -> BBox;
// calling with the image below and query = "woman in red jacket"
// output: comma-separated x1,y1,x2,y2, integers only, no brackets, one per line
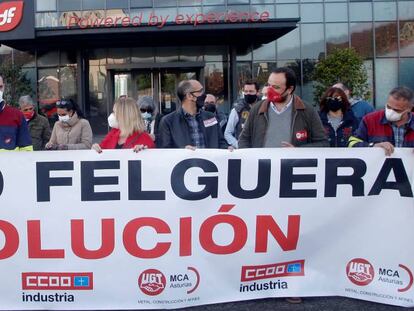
92,97,155,153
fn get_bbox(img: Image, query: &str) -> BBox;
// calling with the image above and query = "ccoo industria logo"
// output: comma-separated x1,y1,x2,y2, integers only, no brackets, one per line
0,1,24,32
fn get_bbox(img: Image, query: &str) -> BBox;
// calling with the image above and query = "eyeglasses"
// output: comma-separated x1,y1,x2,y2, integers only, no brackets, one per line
204,101,215,105
190,88,204,95
326,96,343,102
140,108,154,113
56,100,69,107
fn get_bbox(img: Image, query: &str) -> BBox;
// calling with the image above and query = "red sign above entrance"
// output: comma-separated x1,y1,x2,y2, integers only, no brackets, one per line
65,11,270,29
0,1,23,32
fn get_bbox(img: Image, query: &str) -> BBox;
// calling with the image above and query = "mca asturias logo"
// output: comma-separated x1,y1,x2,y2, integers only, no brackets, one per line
346,258,375,286
138,267,200,296
0,1,24,32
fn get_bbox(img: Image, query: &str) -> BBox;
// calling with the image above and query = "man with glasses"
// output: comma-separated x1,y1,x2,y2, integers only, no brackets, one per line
157,79,228,149
238,67,328,148
225,80,260,148
0,75,33,151
349,86,414,155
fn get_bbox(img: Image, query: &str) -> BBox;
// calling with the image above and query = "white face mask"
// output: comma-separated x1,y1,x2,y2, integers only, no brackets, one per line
58,115,70,123
0,91,4,111
385,107,405,122
108,113,119,129
141,112,152,120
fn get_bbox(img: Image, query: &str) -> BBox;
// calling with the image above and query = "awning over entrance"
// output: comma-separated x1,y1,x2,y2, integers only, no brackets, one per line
2,19,299,50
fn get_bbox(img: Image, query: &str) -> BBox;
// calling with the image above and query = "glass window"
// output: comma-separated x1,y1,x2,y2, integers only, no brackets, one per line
300,60,318,105
178,6,201,15
178,0,201,6
13,51,36,68
363,60,374,107
155,47,179,62
60,66,77,102
350,2,372,22
301,24,325,59
131,47,155,63
349,2,372,22
130,0,153,8
350,23,373,59
203,5,226,14
375,22,398,57
58,0,82,11
398,1,414,21
38,68,60,119
204,45,226,62
399,58,414,91
275,4,299,19
107,48,131,64
203,0,225,5
253,62,278,87
35,12,59,28
236,46,252,61
82,0,105,10
36,0,56,12
37,51,59,67
277,27,299,60
179,46,203,62
106,0,128,9
154,0,176,7
374,2,396,21
325,2,348,23
228,0,249,4
60,50,77,65
252,0,273,3
400,21,414,57
275,0,298,3
251,5,275,18
375,58,398,109
89,65,108,138
253,42,276,61
205,62,226,110
301,3,323,23
236,62,252,93
89,49,107,65
326,23,349,55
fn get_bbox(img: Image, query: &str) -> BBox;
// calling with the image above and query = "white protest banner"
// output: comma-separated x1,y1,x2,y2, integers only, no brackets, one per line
0,148,412,310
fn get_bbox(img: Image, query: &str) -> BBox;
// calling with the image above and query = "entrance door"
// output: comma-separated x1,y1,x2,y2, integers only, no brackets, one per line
113,68,200,114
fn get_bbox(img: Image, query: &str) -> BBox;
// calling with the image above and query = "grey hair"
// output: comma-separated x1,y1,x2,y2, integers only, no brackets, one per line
177,80,194,102
18,95,36,108
389,86,414,105
137,96,157,112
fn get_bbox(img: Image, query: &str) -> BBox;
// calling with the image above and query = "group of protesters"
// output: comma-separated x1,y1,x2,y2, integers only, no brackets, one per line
0,67,413,157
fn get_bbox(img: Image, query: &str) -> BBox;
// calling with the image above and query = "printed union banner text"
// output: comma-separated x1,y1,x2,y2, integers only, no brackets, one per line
0,148,413,309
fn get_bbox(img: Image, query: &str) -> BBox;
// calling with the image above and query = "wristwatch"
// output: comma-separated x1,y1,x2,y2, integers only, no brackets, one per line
368,142,375,147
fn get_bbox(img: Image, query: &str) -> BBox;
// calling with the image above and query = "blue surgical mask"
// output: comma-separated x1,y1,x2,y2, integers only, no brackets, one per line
141,112,152,120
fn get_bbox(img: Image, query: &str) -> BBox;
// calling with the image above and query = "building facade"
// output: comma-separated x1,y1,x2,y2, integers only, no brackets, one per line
0,0,413,139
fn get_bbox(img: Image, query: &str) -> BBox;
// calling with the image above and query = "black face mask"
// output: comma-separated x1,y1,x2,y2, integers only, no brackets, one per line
195,93,207,109
244,94,257,105
204,103,217,113
327,98,343,112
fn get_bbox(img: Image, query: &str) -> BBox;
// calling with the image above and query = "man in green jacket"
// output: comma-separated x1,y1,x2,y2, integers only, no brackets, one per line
238,67,329,148
19,95,51,151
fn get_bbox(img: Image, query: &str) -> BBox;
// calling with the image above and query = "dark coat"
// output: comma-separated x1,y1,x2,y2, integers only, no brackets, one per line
28,112,51,150
238,95,329,148
319,110,359,147
157,108,228,149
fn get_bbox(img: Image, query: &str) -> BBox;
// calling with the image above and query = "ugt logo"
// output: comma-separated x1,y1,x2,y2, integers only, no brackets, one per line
0,1,24,32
